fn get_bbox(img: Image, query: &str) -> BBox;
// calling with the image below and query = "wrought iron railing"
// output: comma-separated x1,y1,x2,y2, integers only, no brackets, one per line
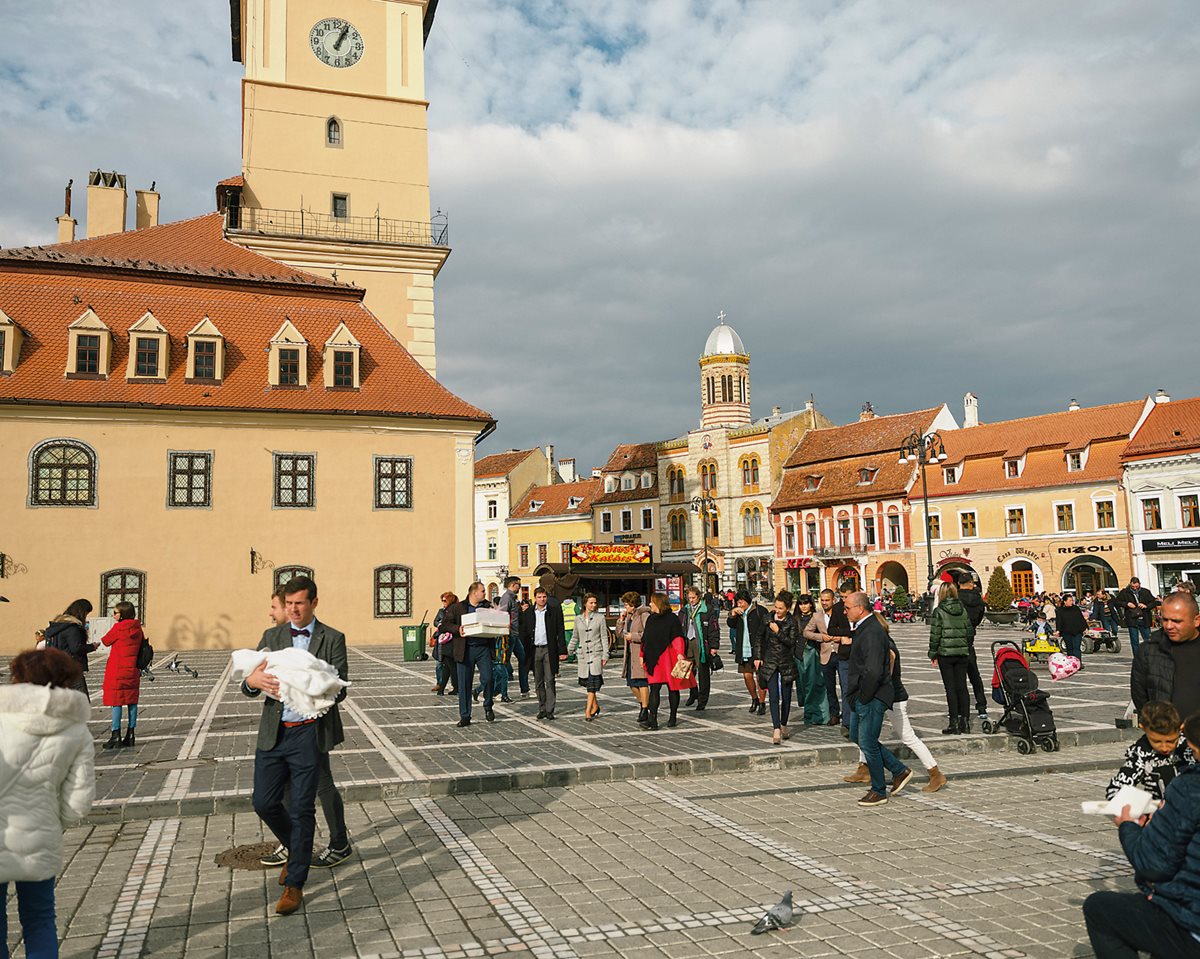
811,546,858,559
227,206,448,248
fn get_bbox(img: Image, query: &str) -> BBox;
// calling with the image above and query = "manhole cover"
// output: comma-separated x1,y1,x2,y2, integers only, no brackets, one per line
143,757,218,770
215,842,277,870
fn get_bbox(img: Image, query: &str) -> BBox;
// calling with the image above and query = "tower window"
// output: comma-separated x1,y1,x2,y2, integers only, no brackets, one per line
326,117,343,147
332,193,349,219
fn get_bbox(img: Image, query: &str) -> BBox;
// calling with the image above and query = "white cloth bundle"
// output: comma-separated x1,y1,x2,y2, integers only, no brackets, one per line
230,647,350,720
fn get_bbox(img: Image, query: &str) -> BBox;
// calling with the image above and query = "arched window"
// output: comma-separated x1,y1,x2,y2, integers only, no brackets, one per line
101,568,146,621
706,377,715,405
705,504,720,541
326,116,342,147
750,458,759,486
670,510,688,549
274,566,315,591
30,439,97,507
699,460,718,495
374,564,412,618
784,519,796,552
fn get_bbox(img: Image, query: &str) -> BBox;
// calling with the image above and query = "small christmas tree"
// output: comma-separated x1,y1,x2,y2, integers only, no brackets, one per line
891,584,911,609
985,565,1015,611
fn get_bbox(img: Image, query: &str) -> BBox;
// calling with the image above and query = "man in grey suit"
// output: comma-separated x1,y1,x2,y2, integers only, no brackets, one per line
242,575,348,915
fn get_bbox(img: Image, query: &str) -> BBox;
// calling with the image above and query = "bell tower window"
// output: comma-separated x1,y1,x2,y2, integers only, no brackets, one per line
332,193,349,219
326,116,343,148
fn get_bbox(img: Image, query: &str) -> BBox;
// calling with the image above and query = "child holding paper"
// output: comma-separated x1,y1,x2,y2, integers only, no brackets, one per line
1106,700,1194,801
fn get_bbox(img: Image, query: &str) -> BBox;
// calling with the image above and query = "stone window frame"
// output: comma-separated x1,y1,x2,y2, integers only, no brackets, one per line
28,438,98,509
669,509,688,550
959,510,978,538
1140,496,1163,531
186,317,226,383
486,499,498,520
273,452,316,509
487,537,498,561
1180,492,1200,530
641,507,653,530
373,455,414,511
1053,499,1076,533
100,568,146,622
1006,505,1026,536
1094,498,1116,530
600,511,612,534
166,450,214,510
326,116,344,148
374,564,412,618
620,509,633,532
519,544,530,568
323,322,361,390
268,320,308,388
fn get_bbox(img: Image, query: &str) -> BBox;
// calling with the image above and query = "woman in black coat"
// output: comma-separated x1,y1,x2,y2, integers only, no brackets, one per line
42,598,95,698
758,590,800,745
1056,594,1088,666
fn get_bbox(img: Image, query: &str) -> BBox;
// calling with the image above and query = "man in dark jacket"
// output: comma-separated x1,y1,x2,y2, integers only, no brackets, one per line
1132,592,1200,719
680,587,720,710
956,573,989,718
440,583,497,726
519,587,567,720
1116,577,1159,655
494,576,529,697
1083,714,1200,958
845,592,911,807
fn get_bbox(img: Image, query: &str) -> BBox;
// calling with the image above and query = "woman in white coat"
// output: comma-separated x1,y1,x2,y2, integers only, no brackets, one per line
0,647,95,959
568,593,609,721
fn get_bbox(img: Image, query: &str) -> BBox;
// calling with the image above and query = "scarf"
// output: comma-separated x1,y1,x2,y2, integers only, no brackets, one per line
641,610,681,671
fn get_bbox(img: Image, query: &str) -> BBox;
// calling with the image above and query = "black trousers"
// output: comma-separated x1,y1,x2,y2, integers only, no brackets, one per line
283,750,348,850
691,660,711,707
648,684,680,719
966,644,988,713
1084,890,1200,959
253,723,320,888
938,656,970,718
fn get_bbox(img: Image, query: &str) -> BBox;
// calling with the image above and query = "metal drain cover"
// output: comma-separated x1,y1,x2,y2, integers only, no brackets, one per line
143,757,218,770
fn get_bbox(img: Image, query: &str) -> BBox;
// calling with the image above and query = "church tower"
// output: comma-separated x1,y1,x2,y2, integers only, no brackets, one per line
222,0,445,375
699,313,751,428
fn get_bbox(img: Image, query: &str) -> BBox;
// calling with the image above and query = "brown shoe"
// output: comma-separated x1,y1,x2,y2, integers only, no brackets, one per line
842,762,870,783
275,885,302,915
856,790,888,807
780,725,790,741
279,865,288,886
922,767,948,793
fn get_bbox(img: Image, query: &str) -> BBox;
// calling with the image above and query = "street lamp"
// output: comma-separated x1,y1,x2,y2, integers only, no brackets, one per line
899,429,949,598
690,495,715,594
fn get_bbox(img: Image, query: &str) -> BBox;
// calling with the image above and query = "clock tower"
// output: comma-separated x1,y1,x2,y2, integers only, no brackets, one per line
223,0,446,375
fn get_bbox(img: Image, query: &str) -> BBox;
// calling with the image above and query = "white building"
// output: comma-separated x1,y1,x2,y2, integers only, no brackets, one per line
473,447,553,598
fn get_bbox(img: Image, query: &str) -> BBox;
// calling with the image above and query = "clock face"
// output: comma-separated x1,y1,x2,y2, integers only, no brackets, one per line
310,18,364,68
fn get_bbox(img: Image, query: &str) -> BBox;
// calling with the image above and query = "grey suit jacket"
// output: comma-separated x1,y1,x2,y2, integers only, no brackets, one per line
241,620,349,753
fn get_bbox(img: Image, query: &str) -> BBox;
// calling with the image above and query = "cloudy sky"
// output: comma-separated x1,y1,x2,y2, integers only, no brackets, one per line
3,2,1197,473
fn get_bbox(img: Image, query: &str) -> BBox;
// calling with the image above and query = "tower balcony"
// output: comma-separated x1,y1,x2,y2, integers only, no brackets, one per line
226,207,449,248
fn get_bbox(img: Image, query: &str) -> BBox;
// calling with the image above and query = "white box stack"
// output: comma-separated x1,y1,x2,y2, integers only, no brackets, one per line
461,609,510,637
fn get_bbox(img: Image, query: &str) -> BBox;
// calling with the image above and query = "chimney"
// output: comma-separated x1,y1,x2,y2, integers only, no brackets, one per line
1155,388,1171,404
591,467,602,479
86,170,127,238
559,458,577,483
1067,398,1080,412
771,405,781,417
135,183,160,230
858,401,876,422
964,392,979,428
55,178,77,243
546,445,555,484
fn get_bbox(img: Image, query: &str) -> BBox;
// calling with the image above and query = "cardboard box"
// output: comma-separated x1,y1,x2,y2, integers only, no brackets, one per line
461,609,510,637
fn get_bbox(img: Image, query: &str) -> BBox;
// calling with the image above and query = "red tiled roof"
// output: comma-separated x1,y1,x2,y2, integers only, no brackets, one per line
594,442,659,505
0,214,343,290
773,454,915,512
0,238,491,425
924,400,1144,498
217,175,245,188
475,448,538,479
510,479,602,519
784,407,944,468
1123,397,1200,460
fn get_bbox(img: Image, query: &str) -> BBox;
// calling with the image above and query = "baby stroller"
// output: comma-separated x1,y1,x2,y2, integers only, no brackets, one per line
982,640,1059,754
1085,620,1121,654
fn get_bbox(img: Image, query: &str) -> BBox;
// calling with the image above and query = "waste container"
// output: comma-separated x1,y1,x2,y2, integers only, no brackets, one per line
401,623,428,662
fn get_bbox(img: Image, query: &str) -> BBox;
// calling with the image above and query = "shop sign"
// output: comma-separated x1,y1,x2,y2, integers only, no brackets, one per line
571,542,652,565
997,547,1040,562
1056,545,1114,555
936,554,973,566
612,534,641,544
1142,535,1200,553
785,558,813,569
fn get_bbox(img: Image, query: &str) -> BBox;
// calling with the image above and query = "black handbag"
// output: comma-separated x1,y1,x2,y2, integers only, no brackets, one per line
709,653,724,673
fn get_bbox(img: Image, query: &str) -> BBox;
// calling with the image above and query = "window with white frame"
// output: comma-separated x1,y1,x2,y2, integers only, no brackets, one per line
784,521,795,551
601,511,612,533
1066,452,1083,472
487,499,498,519
1005,459,1021,478
641,507,653,529
887,513,901,544
487,537,497,561
1095,499,1115,529
943,466,958,485
960,511,977,537
1056,502,1075,532
620,509,633,532
1182,494,1200,529
1142,498,1163,530
621,475,635,490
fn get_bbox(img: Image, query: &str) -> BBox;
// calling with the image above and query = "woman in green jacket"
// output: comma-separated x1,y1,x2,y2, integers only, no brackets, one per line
928,580,973,735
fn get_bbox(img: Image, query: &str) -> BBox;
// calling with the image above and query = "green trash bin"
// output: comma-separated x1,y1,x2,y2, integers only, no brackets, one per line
401,623,428,662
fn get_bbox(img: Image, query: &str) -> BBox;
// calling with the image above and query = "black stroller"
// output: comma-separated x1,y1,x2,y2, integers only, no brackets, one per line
981,640,1059,754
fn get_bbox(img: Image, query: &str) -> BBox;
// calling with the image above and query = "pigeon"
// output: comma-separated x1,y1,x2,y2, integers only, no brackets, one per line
750,891,794,935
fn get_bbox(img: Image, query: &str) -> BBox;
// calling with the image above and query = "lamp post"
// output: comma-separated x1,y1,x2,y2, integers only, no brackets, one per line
899,429,949,599
691,495,715,594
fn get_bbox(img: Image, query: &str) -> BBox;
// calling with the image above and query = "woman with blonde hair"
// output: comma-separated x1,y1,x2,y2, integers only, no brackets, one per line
568,593,609,720
640,593,695,730
928,580,973,734
615,591,652,726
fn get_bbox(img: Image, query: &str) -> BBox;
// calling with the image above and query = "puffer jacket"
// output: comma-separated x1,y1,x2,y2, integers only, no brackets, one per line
568,611,609,679
1131,630,1184,711
101,617,144,706
0,683,95,882
43,615,92,674
759,613,799,684
928,598,972,660
1119,762,1200,935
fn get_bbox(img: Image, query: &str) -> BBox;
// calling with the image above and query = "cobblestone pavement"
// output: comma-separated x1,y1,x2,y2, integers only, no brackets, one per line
37,747,1131,959
3,622,1136,818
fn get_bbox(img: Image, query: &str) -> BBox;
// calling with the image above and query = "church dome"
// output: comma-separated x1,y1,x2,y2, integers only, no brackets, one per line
703,316,746,357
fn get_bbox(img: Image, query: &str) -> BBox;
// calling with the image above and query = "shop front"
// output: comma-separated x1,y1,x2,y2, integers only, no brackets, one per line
534,542,700,620
1136,534,1200,595
785,558,822,596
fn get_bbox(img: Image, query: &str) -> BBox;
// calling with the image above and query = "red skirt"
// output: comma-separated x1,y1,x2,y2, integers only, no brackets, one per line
642,636,697,691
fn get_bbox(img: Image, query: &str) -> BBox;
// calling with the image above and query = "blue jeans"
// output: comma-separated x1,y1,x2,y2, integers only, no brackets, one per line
476,661,507,699
110,704,137,730
1128,625,1150,655
435,656,454,691
1101,616,1119,637
0,878,57,959
507,632,529,694
765,670,792,729
458,644,493,720
1062,634,1083,659
852,698,908,795
253,722,319,889
822,657,850,723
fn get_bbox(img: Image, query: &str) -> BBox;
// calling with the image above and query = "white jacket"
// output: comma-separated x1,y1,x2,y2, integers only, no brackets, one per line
230,647,350,720
0,683,95,882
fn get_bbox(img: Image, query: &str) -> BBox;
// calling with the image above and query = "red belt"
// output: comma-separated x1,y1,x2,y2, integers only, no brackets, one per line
282,719,317,728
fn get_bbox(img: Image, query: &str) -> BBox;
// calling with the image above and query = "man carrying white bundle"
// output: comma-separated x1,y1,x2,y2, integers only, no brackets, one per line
240,575,348,916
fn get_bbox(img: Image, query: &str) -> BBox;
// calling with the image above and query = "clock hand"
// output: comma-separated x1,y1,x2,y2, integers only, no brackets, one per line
334,24,350,50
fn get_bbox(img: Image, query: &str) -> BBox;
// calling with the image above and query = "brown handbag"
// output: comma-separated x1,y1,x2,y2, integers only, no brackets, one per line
670,656,694,680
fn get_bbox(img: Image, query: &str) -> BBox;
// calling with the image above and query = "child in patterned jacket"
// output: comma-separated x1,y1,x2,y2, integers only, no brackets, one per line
1106,700,1195,801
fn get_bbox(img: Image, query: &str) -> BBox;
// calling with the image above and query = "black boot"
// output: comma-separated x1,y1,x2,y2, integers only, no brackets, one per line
647,711,659,731
102,729,121,750
959,715,971,734
121,729,136,748
941,718,957,735
637,708,649,727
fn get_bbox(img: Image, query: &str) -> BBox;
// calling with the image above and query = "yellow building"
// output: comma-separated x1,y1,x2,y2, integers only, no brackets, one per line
508,479,601,586
913,398,1151,596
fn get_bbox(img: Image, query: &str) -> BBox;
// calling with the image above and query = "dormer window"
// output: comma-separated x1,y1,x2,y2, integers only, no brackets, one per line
805,475,822,491
621,475,635,490
269,319,308,388
0,308,24,375
126,311,169,381
186,316,225,382
568,496,583,509
604,477,617,493
943,466,958,485
66,308,112,379
858,468,877,485
1005,459,1021,478
1066,452,1083,472
322,321,361,389
641,471,652,489
529,500,544,513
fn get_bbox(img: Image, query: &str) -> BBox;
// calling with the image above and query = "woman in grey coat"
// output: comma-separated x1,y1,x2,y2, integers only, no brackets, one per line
568,593,609,721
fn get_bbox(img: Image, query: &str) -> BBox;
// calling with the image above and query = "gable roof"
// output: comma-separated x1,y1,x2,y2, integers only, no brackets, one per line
510,479,602,520
1123,397,1200,461
593,442,659,505
475,448,538,479
784,407,943,468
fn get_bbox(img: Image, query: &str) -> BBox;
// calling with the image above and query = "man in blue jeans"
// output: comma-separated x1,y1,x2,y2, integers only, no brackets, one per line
1116,577,1158,655
844,591,911,807
494,576,530,697
440,582,496,726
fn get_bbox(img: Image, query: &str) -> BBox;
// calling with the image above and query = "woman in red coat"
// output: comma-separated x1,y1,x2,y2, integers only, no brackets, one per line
100,601,144,749
640,593,697,730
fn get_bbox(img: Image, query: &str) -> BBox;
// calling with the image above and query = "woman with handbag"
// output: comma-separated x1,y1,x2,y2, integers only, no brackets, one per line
0,647,95,959
640,593,695,730
99,602,145,750
568,594,609,720
431,591,459,696
616,591,652,726
757,590,800,745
